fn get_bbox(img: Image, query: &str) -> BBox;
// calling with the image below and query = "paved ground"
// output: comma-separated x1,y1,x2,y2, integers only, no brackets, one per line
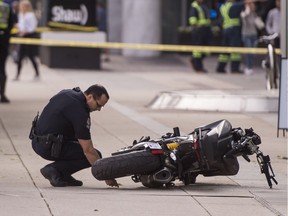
0,54,287,216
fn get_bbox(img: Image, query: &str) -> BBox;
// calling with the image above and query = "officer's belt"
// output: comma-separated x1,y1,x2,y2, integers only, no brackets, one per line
33,133,61,144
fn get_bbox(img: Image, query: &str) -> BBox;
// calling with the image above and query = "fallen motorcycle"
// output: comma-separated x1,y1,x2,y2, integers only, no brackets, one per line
92,119,278,188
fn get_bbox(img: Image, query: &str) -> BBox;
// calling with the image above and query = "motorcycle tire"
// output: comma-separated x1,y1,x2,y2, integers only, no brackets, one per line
92,150,162,180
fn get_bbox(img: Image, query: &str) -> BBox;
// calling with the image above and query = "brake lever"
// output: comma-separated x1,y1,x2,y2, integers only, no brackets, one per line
242,154,250,162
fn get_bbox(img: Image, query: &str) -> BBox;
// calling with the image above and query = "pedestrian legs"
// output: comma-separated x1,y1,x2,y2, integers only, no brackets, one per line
0,44,10,103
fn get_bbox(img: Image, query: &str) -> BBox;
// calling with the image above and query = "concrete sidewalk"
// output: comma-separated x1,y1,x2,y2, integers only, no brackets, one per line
0,55,287,216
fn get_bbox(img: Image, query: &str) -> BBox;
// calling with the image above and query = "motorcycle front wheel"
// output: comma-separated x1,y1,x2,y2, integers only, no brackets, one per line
92,150,162,180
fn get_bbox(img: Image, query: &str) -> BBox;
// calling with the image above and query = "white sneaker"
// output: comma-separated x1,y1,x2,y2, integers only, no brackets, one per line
34,75,40,81
244,68,254,75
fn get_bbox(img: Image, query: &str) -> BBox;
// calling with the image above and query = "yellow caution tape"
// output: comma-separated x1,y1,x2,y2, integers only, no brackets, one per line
11,25,98,35
47,22,97,32
10,37,281,55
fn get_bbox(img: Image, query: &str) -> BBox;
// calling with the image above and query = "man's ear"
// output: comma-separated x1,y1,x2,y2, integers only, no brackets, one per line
87,94,94,101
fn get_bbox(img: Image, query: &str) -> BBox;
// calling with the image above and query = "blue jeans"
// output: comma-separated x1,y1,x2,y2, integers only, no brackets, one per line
242,35,257,69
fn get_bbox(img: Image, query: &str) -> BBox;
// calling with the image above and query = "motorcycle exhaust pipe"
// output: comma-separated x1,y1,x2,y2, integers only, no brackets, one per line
139,168,173,187
152,167,173,184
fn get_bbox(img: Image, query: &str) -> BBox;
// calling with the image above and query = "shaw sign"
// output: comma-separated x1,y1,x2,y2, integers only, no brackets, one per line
46,0,96,31
51,4,88,25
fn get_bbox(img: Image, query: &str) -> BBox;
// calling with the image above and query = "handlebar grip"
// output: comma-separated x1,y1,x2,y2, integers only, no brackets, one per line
224,147,239,158
242,154,250,162
224,138,249,158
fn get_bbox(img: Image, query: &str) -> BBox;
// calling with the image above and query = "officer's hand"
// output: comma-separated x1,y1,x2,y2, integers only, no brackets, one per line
105,179,119,188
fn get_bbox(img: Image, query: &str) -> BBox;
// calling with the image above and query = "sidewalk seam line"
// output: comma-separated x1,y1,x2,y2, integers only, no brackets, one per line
0,118,54,216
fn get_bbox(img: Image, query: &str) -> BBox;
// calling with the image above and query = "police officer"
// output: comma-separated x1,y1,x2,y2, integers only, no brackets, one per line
30,84,119,187
216,0,246,73
189,0,212,73
0,0,13,103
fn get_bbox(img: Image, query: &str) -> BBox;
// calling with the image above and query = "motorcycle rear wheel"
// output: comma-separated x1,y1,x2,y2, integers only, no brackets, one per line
92,150,162,180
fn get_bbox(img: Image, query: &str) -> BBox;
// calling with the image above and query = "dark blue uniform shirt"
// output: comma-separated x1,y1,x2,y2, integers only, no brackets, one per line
190,3,211,21
36,89,91,140
229,2,245,18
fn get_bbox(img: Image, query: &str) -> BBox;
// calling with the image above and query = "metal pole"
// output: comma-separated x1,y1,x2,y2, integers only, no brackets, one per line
280,0,287,58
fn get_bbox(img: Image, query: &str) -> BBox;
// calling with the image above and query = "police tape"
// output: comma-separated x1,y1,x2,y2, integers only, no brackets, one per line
11,27,46,35
11,25,98,35
10,37,281,55
47,22,97,32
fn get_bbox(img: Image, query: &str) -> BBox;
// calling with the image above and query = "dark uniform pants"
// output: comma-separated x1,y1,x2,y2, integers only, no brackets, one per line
32,139,102,177
0,35,9,97
217,26,242,72
191,26,212,70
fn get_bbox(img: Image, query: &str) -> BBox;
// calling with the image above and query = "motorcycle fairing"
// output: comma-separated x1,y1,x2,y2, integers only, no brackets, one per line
195,119,239,176
194,119,232,139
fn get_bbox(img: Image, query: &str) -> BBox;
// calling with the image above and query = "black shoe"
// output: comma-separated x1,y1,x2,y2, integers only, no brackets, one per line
0,96,10,103
63,175,83,186
40,166,67,187
216,69,226,73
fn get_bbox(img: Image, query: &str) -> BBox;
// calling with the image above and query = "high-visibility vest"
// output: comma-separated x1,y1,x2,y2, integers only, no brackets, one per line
189,1,211,27
0,1,10,30
220,2,240,29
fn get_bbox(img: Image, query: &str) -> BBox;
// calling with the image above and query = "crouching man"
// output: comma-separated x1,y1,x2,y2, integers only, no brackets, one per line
30,84,119,187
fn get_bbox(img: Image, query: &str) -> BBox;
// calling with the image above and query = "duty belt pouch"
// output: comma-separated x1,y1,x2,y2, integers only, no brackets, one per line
49,134,63,158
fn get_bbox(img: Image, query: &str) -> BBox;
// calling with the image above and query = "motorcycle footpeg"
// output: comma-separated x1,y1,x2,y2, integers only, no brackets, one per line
131,175,141,183
165,182,175,188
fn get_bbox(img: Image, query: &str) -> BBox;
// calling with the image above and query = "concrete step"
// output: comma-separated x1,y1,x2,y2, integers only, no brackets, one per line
149,90,279,112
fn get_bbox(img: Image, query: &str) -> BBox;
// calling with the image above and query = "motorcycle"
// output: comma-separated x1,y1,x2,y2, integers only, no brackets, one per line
92,119,278,188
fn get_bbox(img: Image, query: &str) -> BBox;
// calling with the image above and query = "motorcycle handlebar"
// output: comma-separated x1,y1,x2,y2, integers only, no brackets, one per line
223,147,240,158
257,33,279,45
224,137,250,158
225,134,278,188
259,33,279,42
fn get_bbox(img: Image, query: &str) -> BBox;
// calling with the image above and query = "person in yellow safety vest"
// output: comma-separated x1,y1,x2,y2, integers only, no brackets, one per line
0,0,14,103
189,0,212,73
216,0,247,74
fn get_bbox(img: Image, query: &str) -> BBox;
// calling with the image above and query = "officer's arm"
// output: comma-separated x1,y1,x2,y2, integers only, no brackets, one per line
189,7,198,27
78,138,120,187
78,139,101,165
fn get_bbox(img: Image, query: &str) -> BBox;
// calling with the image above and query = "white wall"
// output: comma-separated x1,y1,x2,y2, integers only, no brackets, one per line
108,0,161,57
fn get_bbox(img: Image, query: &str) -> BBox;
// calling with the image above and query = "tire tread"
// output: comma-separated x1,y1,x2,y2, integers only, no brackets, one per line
92,150,162,180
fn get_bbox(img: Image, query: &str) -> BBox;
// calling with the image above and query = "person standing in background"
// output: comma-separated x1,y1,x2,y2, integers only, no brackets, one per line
0,0,14,103
265,0,280,48
240,1,264,75
216,0,245,74
14,0,39,81
97,0,110,62
10,0,19,63
188,0,212,73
